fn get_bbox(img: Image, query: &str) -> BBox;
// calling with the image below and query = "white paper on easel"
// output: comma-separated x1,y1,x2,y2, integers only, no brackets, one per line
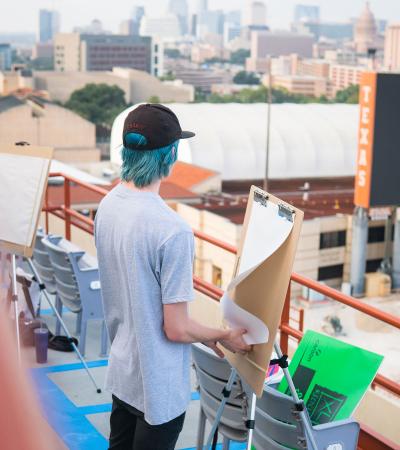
0,152,49,247
220,200,294,345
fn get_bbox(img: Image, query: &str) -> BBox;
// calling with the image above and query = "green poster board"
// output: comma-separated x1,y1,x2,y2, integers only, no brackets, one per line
278,330,383,425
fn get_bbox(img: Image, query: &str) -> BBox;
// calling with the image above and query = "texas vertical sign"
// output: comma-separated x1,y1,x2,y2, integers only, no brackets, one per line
354,72,400,208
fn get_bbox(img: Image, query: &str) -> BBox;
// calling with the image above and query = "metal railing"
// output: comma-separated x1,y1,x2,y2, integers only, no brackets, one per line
44,173,400,450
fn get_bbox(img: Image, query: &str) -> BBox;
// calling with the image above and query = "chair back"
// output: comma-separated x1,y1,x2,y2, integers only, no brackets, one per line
254,384,360,450
192,343,248,441
32,229,57,294
41,236,82,313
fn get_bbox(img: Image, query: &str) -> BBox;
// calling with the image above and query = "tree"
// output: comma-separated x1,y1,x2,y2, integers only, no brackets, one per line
147,95,161,103
233,71,260,85
230,49,250,65
335,84,359,104
65,83,127,128
164,48,181,59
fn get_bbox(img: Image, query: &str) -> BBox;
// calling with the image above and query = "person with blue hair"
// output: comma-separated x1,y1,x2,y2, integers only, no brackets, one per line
95,104,250,450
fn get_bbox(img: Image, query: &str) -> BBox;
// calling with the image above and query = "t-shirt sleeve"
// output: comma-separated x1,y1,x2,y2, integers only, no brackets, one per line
159,231,195,304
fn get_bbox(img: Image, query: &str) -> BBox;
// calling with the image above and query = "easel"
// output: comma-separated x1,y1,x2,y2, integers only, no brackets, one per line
201,187,306,449
0,143,102,393
204,342,319,450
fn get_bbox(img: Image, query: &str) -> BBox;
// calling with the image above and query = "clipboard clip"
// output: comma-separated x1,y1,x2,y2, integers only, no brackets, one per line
278,203,295,222
254,190,269,207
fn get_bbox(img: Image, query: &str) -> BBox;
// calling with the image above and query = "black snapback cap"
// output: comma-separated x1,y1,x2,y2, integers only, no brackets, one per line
122,103,195,151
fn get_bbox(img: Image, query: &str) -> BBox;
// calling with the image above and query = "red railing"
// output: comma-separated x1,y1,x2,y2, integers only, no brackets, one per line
44,173,400,450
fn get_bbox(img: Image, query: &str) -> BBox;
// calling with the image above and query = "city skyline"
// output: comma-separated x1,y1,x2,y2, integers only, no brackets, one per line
1,0,399,35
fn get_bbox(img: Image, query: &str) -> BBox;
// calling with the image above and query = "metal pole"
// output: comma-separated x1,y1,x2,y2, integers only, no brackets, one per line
380,208,394,275
26,258,102,393
273,342,318,450
350,206,369,296
11,254,21,363
204,368,237,449
246,393,257,450
393,208,400,289
264,55,272,192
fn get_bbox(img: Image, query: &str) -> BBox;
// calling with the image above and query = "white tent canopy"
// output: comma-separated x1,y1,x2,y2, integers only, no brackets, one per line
110,103,359,180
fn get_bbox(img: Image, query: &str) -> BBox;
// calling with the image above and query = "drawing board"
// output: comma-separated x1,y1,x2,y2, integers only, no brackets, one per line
0,145,53,257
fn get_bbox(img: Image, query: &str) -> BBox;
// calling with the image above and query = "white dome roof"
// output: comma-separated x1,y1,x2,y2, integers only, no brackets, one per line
110,103,359,180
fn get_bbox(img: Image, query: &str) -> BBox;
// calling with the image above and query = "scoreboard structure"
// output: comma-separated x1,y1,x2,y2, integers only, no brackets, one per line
354,72,400,208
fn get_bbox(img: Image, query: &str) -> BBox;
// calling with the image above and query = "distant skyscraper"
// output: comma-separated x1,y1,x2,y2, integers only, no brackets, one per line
197,0,208,14
294,4,320,23
244,1,267,28
132,6,145,35
168,0,189,35
0,44,12,70
39,9,60,43
384,24,400,71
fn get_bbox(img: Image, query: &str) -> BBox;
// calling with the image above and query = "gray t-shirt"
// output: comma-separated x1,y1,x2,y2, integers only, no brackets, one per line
94,183,195,425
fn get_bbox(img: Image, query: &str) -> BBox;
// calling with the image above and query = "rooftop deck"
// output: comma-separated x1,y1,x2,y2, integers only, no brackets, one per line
17,172,400,449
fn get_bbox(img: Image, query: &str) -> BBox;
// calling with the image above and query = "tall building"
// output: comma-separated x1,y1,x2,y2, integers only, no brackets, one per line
294,4,320,23
39,9,60,43
168,0,189,34
197,0,208,14
140,14,183,40
354,2,378,54
0,44,12,70
384,24,400,71
132,6,145,35
54,33,154,74
244,1,267,28
197,10,225,39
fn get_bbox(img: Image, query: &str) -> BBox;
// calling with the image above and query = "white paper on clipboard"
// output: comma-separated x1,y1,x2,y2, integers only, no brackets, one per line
220,200,294,345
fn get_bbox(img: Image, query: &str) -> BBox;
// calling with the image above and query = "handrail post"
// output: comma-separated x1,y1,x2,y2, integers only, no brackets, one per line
64,178,71,240
280,283,291,354
299,308,304,333
45,184,49,234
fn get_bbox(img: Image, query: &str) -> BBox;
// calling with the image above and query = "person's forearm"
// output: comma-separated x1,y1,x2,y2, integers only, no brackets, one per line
165,317,230,344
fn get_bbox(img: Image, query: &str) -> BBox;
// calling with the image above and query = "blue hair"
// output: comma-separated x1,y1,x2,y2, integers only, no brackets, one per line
120,132,179,188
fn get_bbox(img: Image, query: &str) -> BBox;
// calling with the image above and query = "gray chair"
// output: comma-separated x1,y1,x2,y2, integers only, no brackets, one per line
192,343,249,450
254,384,360,450
41,235,108,357
33,228,57,296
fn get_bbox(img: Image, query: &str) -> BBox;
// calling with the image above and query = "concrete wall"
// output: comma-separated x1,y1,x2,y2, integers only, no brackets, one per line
0,103,96,149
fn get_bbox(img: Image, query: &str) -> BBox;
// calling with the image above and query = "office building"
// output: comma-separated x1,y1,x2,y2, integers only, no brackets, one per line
54,33,154,74
197,10,225,39
140,14,182,40
168,0,189,35
329,64,365,93
0,43,12,71
294,4,320,23
294,21,353,41
74,19,110,35
244,1,267,28
39,9,60,43
246,31,313,72
268,74,332,98
384,24,400,71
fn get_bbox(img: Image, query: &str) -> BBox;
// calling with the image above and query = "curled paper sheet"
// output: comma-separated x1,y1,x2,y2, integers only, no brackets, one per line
220,199,294,345
221,292,269,345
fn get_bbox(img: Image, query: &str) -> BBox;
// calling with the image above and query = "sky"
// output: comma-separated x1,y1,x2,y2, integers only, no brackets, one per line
1,0,399,34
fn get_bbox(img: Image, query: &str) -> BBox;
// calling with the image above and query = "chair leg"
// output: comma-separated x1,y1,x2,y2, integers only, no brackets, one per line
55,295,62,336
100,320,109,357
196,406,207,450
222,436,230,450
78,317,87,357
75,310,82,335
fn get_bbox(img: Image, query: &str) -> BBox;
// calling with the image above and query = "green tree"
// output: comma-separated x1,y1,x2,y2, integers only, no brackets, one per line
147,95,161,103
65,83,127,128
335,84,359,104
164,48,181,59
233,70,260,85
230,49,250,65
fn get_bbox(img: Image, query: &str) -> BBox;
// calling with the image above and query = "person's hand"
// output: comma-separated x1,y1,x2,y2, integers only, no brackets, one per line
203,341,225,358
219,328,252,355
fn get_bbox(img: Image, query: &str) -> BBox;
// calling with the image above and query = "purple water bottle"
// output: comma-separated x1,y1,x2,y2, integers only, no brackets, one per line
34,327,49,364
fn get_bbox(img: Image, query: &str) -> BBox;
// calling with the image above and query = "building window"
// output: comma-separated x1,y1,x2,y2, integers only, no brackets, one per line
154,44,158,52
368,226,385,243
154,56,158,64
366,259,382,273
319,230,346,249
318,264,344,281
212,265,222,288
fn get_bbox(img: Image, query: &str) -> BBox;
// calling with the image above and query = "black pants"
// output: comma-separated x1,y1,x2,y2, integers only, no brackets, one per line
109,395,185,450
